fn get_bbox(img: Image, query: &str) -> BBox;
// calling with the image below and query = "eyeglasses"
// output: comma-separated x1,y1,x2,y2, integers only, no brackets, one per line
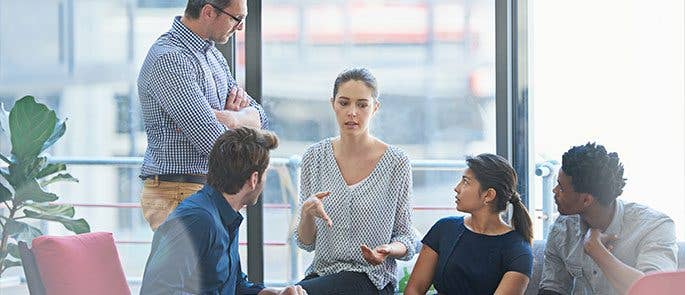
208,3,245,28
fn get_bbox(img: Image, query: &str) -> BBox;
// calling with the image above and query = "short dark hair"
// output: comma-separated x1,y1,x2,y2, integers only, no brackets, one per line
185,0,232,19
466,153,533,244
332,68,379,99
207,127,278,194
562,142,626,205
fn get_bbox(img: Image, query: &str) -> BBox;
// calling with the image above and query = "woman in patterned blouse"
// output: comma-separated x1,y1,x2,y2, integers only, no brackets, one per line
293,68,416,294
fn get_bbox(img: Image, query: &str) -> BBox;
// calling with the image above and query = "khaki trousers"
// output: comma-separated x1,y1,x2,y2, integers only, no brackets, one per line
140,179,204,231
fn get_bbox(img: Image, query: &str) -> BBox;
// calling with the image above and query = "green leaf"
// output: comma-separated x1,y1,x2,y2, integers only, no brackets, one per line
9,96,57,162
22,156,47,180
1,258,22,271
7,243,20,259
40,173,78,187
6,156,47,187
24,209,90,234
24,203,75,218
13,179,58,203
5,219,43,242
0,182,11,202
40,120,66,155
35,163,66,179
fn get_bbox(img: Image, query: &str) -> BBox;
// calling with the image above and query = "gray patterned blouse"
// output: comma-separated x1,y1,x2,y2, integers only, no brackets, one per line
293,138,416,290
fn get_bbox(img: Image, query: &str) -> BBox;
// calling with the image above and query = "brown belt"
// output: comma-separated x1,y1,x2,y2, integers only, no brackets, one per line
142,174,207,184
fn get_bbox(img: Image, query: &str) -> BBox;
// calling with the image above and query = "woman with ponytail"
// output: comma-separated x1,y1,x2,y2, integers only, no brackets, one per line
405,153,533,295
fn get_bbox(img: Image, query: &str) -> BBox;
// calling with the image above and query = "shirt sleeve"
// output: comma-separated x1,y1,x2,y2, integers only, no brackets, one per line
244,92,269,130
293,147,317,251
635,218,678,273
538,220,573,294
147,51,227,156
141,211,216,294
421,218,447,253
235,261,265,294
504,242,533,278
389,153,417,261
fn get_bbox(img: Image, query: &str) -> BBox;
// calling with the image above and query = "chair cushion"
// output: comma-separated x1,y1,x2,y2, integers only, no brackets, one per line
31,232,130,295
628,270,685,294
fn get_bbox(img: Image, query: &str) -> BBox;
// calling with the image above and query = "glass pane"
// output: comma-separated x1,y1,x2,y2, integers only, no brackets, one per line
245,0,497,284
530,1,685,239
0,1,187,292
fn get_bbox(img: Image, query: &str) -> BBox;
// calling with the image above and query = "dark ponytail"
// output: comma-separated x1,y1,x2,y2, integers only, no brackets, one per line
509,192,533,244
466,154,533,244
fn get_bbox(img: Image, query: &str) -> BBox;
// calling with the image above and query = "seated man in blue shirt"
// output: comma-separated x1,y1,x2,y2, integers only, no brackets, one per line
141,127,306,295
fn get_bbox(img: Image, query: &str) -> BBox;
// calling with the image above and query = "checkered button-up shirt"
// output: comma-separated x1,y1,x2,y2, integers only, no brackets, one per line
138,16,267,177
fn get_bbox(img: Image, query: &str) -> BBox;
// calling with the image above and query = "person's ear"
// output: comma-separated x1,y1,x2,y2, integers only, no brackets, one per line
580,193,594,208
482,188,496,205
201,4,215,19
249,171,259,190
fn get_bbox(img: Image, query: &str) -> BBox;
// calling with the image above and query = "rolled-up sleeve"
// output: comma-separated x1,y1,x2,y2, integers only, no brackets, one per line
245,93,269,130
293,150,316,252
389,154,416,261
635,218,678,273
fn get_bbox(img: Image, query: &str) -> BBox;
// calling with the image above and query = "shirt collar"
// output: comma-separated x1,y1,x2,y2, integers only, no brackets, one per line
171,16,215,53
200,184,243,231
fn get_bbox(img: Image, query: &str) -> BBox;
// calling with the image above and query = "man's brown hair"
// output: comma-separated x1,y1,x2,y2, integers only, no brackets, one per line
207,127,278,194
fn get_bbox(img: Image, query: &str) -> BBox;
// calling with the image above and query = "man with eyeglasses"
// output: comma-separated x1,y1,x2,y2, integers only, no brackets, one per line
138,0,268,231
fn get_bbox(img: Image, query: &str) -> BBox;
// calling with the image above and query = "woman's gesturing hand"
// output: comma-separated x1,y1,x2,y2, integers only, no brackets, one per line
301,191,333,227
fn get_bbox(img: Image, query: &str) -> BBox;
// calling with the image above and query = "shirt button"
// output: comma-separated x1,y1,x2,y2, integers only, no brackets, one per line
593,270,598,275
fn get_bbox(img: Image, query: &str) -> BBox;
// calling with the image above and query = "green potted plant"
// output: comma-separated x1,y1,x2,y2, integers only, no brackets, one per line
0,96,90,277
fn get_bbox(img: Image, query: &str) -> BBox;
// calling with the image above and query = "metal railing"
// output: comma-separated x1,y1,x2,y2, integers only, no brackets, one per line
6,156,560,286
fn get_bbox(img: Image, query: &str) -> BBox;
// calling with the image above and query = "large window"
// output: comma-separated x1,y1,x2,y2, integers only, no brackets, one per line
0,0,180,289
236,0,498,284
529,1,685,239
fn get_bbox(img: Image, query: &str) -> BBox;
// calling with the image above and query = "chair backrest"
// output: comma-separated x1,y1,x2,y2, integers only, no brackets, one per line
627,270,685,295
18,241,46,295
19,232,130,295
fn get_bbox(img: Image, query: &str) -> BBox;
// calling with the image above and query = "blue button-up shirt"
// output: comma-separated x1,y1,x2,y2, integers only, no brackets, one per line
141,185,264,295
138,16,268,177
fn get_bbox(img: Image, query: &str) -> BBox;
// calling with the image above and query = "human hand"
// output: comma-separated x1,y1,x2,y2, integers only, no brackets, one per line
301,191,332,227
278,285,307,295
583,228,618,257
258,286,307,295
361,244,391,266
214,107,261,129
213,109,239,129
237,106,261,129
225,86,250,111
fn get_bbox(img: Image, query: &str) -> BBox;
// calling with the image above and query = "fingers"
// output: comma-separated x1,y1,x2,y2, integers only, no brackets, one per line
314,191,331,200
376,245,391,255
360,244,382,265
360,244,372,253
295,285,307,295
235,87,246,109
303,192,332,227
239,88,250,108
225,87,239,110
319,207,333,227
